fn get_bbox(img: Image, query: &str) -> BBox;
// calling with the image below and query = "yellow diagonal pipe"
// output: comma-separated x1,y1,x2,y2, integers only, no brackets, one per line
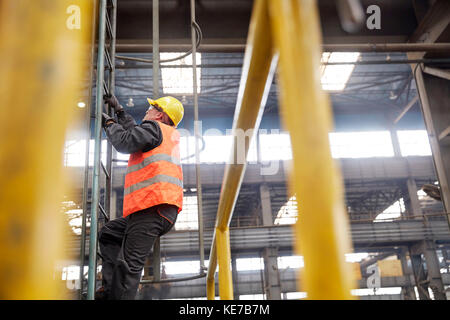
0,1,92,299
206,0,278,300
268,0,356,299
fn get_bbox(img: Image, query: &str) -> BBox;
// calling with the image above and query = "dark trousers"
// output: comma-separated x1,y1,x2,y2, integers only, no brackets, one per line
98,204,178,300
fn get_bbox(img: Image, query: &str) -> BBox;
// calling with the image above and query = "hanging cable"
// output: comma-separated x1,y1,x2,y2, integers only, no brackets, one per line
116,21,203,64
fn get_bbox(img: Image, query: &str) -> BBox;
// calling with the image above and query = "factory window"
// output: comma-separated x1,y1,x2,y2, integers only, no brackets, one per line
345,252,369,263
163,260,206,275
180,135,196,164
285,292,307,300
63,139,128,167
168,296,220,300
277,255,304,269
274,195,298,225
374,199,404,221
180,134,258,164
64,129,432,168
61,265,92,281
258,133,292,161
239,294,266,300
175,195,199,230
351,287,402,296
329,131,394,158
276,254,366,269
200,134,233,164
397,130,432,156
160,52,201,94
236,257,264,271
320,52,360,91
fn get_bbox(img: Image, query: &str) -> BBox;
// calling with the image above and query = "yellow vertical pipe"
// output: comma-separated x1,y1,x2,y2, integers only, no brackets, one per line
206,0,277,300
268,0,356,299
206,276,216,300
216,227,233,300
0,1,92,299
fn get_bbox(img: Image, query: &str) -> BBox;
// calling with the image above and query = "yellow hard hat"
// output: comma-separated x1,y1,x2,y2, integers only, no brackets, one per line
147,96,184,127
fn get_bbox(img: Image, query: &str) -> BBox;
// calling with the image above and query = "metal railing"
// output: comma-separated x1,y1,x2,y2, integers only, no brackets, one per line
206,0,356,300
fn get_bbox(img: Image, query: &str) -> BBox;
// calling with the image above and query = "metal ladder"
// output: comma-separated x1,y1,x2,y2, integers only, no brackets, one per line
79,0,117,300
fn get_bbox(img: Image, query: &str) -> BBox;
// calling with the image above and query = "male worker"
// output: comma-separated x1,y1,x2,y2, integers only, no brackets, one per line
96,94,184,300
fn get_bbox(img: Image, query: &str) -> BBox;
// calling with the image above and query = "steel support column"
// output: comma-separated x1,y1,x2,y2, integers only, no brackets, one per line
410,240,446,300
262,247,282,300
398,247,416,300
151,0,161,282
260,184,273,226
403,178,423,217
191,0,206,273
407,0,450,225
412,69,450,221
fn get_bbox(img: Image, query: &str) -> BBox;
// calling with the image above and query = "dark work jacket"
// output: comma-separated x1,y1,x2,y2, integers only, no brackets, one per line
104,110,162,154
104,111,178,222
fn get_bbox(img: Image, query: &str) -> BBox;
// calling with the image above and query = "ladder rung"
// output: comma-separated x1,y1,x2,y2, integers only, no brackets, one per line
103,80,110,96
104,48,113,71
97,251,104,261
105,13,113,39
100,161,110,179
98,203,109,221
112,158,128,163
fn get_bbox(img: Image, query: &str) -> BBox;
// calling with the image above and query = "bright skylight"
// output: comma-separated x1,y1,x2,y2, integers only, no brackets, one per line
61,265,94,280
274,195,298,225
175,195,198,230
375,199,404,222
259,133,292,161
351,287,402,296
345,252,369,263
163,260,205,275
397,130,432,156
285,292,307,300
160,52,201,94
239,294,266,300
320,52,360,91
329,131,394,158
63,139,128,167
277,255,304,269
236,257,264,271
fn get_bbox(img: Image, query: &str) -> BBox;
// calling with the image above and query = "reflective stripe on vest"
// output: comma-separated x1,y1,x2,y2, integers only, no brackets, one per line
124,174,183,196
126,154,181,175
123,122,183,217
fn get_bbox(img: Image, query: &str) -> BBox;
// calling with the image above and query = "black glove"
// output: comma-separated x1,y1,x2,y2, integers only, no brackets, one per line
103,94,123,113
102,112,116,127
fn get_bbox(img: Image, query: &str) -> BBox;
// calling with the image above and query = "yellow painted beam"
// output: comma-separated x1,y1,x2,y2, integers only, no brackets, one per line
0,0,92,299
268,0,356,299
206,276,216,300
205,0,278,300
216,228,233,300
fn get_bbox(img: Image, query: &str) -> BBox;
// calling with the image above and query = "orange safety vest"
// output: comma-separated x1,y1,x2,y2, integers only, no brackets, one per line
123,122,183,217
